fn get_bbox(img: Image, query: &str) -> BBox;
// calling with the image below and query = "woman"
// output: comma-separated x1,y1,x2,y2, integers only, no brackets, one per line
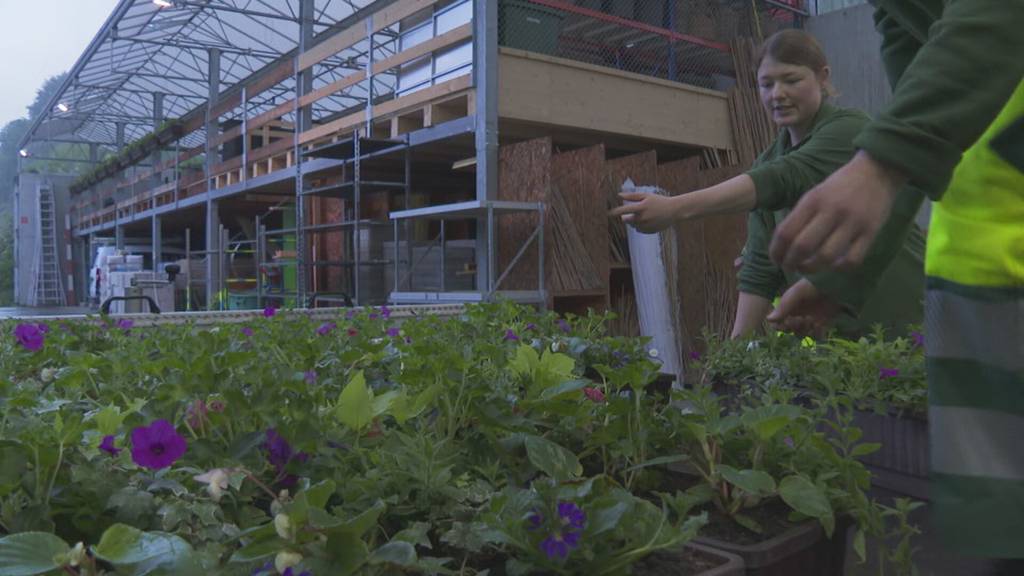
612,29,925,339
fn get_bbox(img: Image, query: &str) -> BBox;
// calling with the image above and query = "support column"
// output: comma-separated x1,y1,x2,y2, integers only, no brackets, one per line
206,48,222,308
474,0,498,293
89,143,99,164
151,215,162,272
115,123,126,150
115,224,125,250
152,92,165,187
295,0,314,303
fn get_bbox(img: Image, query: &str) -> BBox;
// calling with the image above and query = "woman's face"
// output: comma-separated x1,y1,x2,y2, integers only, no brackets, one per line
757,56,828,135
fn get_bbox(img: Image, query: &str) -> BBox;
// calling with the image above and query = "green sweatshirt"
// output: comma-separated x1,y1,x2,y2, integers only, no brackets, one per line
856,0,1024,199
803,0,1024,315
739,102,925,337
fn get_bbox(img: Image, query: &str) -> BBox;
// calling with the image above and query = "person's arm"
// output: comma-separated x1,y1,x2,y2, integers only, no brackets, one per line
731,292,773,339
771,0,1024,272
855,0,1024,199
611,174,756,233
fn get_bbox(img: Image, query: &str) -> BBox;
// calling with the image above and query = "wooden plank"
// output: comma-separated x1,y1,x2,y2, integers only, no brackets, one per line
298,70,366,108
550,144,608,294
248,100,296,133
248,137,293,164
298,74,471,145
210,124,244,149
372,23,471,75
209,93,243,121
498,50,733,150
246,59,296,100
497,137,551,291
210,155,243,176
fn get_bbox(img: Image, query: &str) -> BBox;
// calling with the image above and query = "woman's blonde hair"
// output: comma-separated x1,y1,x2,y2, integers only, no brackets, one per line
756,29,838,98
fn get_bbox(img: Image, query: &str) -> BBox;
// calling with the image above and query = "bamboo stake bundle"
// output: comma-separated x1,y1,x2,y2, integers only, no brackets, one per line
548,185,603,292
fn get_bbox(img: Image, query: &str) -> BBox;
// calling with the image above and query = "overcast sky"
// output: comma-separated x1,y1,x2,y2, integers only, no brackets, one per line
0,1,117,127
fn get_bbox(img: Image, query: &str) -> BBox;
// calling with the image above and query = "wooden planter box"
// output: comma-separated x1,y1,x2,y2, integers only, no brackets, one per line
633,543,746,576
852,409,929,499
695,520,849,576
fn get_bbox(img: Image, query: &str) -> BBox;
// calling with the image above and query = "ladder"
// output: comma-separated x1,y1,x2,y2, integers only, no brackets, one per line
32,186,66,306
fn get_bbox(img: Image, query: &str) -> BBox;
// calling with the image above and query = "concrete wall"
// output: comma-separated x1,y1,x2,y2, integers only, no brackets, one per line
806,2,890,117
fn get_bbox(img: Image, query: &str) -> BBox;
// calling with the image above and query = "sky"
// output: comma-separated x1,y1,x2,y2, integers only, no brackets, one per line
0,1,118,128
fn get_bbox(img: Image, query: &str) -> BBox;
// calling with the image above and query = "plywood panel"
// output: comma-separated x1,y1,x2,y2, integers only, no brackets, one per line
550,145,608,294
605,151,657,266
497,138,551,291
498,50,733,150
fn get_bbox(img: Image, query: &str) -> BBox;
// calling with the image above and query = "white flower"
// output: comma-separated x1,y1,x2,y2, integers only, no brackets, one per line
274,513,295,540
746,341,760,352
275,550,303,574
68,542,87,567
193,468,231,502
648,348,659,358
40,368,58,383
550,341,561,353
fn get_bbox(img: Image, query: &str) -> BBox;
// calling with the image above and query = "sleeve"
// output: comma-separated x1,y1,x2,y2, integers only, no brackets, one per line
854,0,1024,199
737,211,787,301
747,113,869,211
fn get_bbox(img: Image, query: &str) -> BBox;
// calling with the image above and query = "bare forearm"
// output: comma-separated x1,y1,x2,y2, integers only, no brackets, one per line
731,292,773,339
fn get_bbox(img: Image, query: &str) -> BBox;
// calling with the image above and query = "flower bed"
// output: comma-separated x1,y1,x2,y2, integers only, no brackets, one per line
0,305,919,575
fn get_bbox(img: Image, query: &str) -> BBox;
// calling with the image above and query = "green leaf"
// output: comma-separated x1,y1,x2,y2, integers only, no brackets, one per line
229,535,284,563
733,512,763,534
509,345,539,377
0,532,70,576
337,371,373,431
779,475,835,536
853,528,867,562
93,524,202,575
537,350,575,384
94,405,126,436
523,435,582,482
393,522,432,549
537,379,588,400
622,454,688,473
325,530,368,575
337,500,386,537
740,405,801,441
303,480,336,510
718,466,777,496
368,541,417,567
589,501,630,536
850,443,882,457
372,390,400,417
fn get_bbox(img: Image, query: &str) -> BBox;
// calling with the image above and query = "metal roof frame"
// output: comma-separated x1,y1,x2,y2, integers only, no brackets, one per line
19,0,387,155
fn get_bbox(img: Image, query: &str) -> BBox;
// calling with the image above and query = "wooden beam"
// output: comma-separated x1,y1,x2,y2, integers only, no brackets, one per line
298,70,366,108
246,59,296,100
247,100,297,132
299,74,471,145
209,93,243,120
373,23,471,74
299,0,443,72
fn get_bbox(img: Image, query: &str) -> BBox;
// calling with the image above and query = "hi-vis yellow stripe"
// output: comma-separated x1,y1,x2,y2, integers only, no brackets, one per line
925,80,1024,288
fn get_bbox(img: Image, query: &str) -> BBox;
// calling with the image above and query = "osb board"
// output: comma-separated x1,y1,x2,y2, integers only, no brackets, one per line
497,137,551,291
660,160,746,365
550,145,608,294
319,197,344,294
605,151,658,266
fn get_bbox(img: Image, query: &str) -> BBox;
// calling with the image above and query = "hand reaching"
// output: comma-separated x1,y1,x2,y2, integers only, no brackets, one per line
609,191,680,234
766,278,842,339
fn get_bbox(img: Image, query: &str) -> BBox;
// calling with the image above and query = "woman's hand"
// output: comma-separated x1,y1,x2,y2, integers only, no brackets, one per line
609,191,683,234
765,278,842,338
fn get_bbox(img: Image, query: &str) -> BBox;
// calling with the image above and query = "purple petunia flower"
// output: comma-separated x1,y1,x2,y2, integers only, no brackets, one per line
368,313,379,320
241,326,254,338
346,310,356,320
527,512,544,530
386,327,400,338
910,331,924,349
130,420,187,470
317,322,336,336
879,367,900,380
525,322,537,331
282,568,312,576
251,560,274,575
117,319,134,331
304,370,317,385
540,531,581,560
557,319,571,333
380,305,391,319
36,323,50,334
557,502,586,529
263,306,276,318
504,329,519,341
14,323,45,352
264,428,293,470
688,350,702,361
99,435,121,456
